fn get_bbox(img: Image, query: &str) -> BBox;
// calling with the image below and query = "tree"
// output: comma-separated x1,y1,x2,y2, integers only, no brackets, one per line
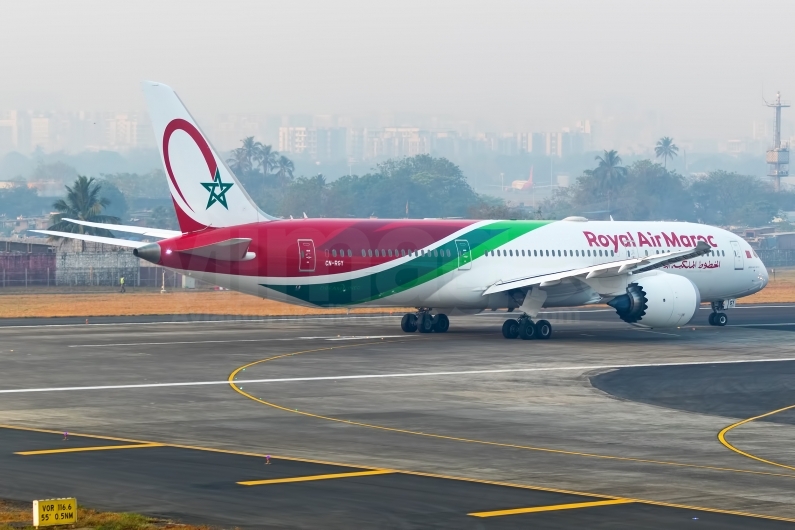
227,137,261,175
0,185,51,218
654,137,679,169
274,155,295,184
593,150,627,195
149,205,179,230
257,144,278,177
48,176,120,246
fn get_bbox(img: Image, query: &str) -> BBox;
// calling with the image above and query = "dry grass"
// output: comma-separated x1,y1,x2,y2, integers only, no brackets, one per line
0,269,793,319
0,290,403,319
0,500,214,530
738,268,795,304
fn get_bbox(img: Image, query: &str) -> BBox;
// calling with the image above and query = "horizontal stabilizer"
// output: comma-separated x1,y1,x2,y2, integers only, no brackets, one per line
63,218,180,239
31,230,147,249
177,238,255,261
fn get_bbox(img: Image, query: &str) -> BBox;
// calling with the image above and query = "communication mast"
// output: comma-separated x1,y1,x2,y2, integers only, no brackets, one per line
766,91,790,191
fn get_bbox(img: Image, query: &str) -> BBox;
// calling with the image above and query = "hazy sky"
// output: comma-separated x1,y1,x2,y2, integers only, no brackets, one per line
3,0,795,138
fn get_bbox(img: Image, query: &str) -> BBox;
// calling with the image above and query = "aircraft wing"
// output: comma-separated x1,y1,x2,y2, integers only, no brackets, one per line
62,218,180,239
483,241,712,295
31,230,148,248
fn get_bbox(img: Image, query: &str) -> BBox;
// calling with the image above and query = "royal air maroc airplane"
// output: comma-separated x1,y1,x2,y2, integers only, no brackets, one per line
35,82,769,339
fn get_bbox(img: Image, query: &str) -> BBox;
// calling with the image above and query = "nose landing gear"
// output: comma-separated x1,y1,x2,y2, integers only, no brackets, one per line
708,301,728,326
401,310,449,333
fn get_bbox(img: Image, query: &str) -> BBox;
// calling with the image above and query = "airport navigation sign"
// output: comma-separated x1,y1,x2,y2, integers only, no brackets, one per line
33,498,76,527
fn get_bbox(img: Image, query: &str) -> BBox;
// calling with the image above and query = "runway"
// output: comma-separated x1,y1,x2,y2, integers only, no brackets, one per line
2,305,795,528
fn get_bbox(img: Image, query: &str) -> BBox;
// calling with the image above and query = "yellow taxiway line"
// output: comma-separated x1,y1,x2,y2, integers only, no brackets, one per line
16,443,163,455
238,469,393,486
469,498,634,518
718,404,795,472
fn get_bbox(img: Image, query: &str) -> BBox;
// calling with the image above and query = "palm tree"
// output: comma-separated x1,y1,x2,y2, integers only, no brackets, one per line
593,149,627,194
275,155,295,184
654,136,679,169
257,144,278,176
227,136,261,175
48,175,121,248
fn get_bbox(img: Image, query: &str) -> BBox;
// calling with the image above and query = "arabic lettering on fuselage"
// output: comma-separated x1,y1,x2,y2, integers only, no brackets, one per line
582,230,717,253
664,260,720,270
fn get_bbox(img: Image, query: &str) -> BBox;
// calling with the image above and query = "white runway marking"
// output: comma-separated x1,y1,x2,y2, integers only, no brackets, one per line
632,329,681,337
727,323,795,327
3,357,795,395
69,336,407,348
0,315,401,330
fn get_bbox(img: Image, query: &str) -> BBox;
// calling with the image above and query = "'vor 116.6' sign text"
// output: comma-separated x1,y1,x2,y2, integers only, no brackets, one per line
33,498,76,527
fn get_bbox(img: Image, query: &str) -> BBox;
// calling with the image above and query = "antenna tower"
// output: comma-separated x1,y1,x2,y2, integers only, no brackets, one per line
766,91,790,191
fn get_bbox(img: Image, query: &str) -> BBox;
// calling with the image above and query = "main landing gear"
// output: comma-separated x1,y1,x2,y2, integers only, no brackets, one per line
708,301,728,326
502,315,552,340
401,309,449,333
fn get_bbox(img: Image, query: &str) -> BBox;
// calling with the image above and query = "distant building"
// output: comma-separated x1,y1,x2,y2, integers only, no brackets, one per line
30,116,50,151
315,128,347,161
0,111,18,154
279,127,312,156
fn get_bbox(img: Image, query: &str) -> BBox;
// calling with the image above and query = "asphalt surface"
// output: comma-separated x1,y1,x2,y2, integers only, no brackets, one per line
5,427,777,530
592,360,795,425
2,305,795,528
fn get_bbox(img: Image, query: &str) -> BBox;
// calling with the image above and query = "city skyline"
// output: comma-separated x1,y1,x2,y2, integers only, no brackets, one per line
3,0,795,143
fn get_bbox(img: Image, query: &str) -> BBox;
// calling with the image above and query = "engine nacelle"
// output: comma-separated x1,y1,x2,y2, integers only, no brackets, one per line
607,273,701,328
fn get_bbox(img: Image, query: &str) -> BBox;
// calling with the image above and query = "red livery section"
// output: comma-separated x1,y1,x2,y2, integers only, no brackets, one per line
155,218,478,277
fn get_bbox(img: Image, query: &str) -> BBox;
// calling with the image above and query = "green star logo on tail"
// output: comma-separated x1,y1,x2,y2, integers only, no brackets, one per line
201,169,233,210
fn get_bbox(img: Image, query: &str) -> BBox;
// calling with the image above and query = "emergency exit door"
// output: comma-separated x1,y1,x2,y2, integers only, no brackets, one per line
298,239,316,272
455,239,472,270
730,241,744,270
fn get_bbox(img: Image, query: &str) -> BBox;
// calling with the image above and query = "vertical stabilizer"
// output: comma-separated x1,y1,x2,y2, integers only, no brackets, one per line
142,81,273,232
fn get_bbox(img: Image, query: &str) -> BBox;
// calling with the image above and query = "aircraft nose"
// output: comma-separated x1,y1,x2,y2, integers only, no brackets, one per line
760,266,769,288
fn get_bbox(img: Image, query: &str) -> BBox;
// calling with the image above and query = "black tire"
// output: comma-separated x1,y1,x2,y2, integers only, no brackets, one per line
715,313,728,326
708,313,716,326
535,319,552,340
433,314,449,333
502,319,520,339
519,319,536,340
417,313,434,333
401,313,417,333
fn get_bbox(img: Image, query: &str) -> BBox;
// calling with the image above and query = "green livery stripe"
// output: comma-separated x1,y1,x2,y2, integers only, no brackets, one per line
262,220,552,307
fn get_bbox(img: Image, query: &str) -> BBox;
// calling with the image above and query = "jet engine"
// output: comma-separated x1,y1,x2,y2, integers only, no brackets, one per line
607,273,701,328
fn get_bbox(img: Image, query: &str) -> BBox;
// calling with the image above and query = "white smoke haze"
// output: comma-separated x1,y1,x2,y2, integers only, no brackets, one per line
2,0,792,140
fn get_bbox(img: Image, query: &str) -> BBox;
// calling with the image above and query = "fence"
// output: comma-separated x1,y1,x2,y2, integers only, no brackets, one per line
757,250,795,268
0,254,56,287
0,251,188,288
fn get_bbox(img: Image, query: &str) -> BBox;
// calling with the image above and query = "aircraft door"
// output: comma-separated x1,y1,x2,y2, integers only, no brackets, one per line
730,241,744,270
298,239,316,272
455,239,472,270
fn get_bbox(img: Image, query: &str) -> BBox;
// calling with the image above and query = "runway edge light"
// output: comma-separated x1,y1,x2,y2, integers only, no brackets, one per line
33,498,76,527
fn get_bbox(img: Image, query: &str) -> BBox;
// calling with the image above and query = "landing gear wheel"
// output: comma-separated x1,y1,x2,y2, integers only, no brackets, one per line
433,314,449,333
502,319,520,339
708,313,716,326
417,313,434,333
714,313,728,326
519,319,536,340
401,313,417,333
535,319,552,340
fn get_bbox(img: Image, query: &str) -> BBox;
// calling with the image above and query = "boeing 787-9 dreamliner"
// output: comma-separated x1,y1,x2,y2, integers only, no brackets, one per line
36,82,769,340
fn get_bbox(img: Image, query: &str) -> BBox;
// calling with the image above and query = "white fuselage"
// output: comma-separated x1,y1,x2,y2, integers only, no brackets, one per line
180,220,768,313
